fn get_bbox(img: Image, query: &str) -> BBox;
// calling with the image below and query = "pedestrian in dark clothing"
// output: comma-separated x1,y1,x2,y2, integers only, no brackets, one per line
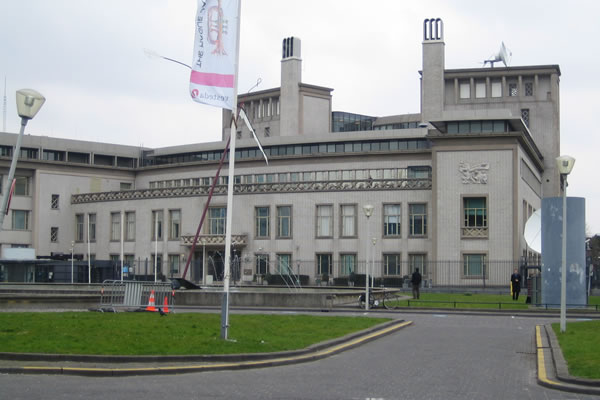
510,268,522,300
411,268,422,299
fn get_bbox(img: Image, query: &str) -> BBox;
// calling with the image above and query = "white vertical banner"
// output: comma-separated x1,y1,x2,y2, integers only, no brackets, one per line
190,0,240,110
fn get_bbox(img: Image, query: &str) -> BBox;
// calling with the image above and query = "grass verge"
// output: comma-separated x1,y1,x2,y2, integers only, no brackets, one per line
552,320,600,379
391,292,530,310
0,312,388,356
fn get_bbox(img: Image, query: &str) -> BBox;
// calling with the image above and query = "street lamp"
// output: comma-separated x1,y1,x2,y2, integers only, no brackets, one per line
0,89,45,232
363,204,374,310
371,237,377,289
70,241,75,284
556,155,575,333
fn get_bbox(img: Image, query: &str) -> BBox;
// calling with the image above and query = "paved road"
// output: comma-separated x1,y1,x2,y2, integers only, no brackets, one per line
0,312,597,400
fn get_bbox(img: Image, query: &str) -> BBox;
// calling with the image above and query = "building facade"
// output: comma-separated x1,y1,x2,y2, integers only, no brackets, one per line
0,19,558,286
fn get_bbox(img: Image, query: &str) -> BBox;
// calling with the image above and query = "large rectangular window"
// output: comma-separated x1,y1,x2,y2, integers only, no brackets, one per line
152,210,163,240
459,82,470,99
316,205,333,237
255,206,270,238
169,210,181,239
463,254,486,277
276,254,291,274
88,213,96,242
475,81,486,98
75,214,84,242
463,197,488,238
340,204,357,237
384,253,401,276
317,254,332,276
12,210,29,231
14,176,29,196
340,254,356,276
491,80,502,97
383,204,401,237
208,207,226,235
169,254,180,275
151,255,163,276
110,212,121,241
256,254,269,275
276,206,292,238
409,204,427,237
409,253,427,276
125,211,136,241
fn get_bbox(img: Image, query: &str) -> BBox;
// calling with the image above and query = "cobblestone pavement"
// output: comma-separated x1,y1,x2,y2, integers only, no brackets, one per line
0,311,598,399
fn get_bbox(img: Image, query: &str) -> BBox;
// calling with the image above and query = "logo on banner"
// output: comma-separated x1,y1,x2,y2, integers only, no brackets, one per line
208,0,229,55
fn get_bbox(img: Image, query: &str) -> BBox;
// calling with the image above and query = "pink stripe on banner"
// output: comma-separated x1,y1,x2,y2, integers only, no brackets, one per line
190,71,234,88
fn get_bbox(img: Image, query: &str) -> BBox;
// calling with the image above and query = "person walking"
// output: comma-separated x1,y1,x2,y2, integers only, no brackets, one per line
411,268,422,299
510,268,522,300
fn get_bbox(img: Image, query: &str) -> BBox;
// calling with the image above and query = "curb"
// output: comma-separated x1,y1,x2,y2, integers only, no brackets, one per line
536,325,600,395
0,320,412,377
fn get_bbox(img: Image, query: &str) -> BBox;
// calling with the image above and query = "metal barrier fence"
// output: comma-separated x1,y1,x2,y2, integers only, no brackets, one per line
100,280,174,311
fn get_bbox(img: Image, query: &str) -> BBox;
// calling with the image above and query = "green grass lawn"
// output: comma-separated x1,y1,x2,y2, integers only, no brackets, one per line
552,320,600,379
391,291,530,310
0,312,388,356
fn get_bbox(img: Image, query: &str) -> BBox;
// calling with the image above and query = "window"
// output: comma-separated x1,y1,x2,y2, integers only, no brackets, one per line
169,210,181,239
463,254,486,277
383,204,401,237
208,207,226,235
255,206,270,238
120,182,132,190
75,214,84,242
151,255,163,276
491,81,502,97
475,81,486,98
524,82,533,96
384,253,401,276
125,211,135,240
317,254,332,276
12,210,29,230
256,254,269,275
264,127,270,137
459,82,470,99
51,194,59,209
14,176,29,196
409,253,427,275
521,108,530,127
509,83,518,97
276,254,291,274
409,204,427,237
152,210,163,240
51,227,59,243
111,212,121,241
463,197,487,237
169,254,180,275
276,206,292,238
88,213,96,242
340,254,356,276
20,148,38,159
340,204,357,237
316,205,333,237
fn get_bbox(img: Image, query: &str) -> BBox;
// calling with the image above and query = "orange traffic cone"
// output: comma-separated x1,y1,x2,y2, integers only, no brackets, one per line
146,290,157,312
162,296,170,313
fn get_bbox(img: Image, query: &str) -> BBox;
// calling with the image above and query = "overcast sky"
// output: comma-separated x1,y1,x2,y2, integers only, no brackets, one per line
1,0,599,234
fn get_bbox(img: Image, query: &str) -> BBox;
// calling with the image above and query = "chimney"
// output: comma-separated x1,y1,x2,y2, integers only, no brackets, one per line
421,18,445,122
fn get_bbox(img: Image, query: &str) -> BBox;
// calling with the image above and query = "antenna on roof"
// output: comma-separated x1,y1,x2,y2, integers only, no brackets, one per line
483,42,512,67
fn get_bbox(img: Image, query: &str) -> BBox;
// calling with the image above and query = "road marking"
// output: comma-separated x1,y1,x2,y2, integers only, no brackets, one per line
536,325,562,388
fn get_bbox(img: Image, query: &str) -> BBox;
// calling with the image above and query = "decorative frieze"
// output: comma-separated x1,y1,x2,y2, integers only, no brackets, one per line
458,162,489,184
181,234,247,246
461,227,488,238
71,178,431,204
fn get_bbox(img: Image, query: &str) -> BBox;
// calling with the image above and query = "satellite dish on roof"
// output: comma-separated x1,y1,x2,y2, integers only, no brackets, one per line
524,209,541,253
483,42,512,68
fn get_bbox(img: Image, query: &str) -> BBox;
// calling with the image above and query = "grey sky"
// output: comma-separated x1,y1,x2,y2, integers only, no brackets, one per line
1,0,599,233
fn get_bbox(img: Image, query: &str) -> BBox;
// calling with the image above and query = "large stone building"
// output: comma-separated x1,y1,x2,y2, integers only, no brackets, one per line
0,19,559,286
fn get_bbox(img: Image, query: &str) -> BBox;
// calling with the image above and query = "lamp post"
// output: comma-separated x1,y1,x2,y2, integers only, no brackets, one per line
371,237,377,289
70,241,75,284
363,205,374,310
0,89,45,232
556,155,575,333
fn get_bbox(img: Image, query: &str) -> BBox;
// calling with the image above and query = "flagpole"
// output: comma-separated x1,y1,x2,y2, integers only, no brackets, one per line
87,213,91,283
221,0,242,341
